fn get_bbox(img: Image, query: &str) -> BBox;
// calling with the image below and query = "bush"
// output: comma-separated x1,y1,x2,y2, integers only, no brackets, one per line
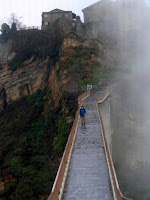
63,45,93,80
0,23,10,43
11,157,22,177
1,182,16,199
8,26,63,71
54,116,70,154
0,88,58,199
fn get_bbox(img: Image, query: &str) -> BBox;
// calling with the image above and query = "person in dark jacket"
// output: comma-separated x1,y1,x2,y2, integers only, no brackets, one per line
80,105,86,125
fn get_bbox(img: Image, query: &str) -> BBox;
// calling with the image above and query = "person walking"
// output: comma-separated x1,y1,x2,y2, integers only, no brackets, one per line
80,105,86,126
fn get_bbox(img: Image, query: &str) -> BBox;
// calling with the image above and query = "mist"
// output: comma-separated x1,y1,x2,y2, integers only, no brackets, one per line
1,0,150,199
98,0,150,199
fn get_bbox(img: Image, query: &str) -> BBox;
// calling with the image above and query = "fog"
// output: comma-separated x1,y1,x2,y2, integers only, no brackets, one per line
99,0,150,199
100,77,150,199
1,0,150,199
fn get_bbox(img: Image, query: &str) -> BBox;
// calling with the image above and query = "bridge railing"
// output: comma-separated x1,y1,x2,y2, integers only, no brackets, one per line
48,90,90,200
96,90,132,200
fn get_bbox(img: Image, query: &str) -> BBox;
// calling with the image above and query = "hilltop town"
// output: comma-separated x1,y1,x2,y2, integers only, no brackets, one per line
0,0,150,199
41,0,148,37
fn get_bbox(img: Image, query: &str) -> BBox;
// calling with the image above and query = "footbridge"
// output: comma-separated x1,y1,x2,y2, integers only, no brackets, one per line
48,85,132,200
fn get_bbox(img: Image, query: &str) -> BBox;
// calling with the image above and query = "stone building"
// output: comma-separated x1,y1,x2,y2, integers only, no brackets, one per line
117,0,147,32
82,0,147,33
82,0,116,24
82,0,146,24
42,9,76,30
41,0,148,40
82,0,118,39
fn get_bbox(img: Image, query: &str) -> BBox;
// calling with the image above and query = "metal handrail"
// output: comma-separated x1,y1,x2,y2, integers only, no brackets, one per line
48,90,90,200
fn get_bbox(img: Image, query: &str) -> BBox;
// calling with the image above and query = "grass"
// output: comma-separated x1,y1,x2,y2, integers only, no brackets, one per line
80,69,119,91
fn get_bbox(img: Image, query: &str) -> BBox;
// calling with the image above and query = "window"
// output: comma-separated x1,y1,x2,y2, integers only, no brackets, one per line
45,14,48,17
45,22,48,25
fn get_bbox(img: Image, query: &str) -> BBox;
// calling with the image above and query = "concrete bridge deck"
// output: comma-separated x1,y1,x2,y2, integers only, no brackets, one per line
62,91,114,200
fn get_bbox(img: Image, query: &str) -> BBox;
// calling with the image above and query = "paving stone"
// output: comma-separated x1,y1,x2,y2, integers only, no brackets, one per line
62,93,114,200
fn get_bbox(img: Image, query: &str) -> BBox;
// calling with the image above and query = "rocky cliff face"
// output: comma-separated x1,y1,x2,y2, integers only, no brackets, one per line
0,59,47,110
47,33,103,109
62,32,102,50
0,24,115,199
0,41,11,63
0,32,103,196
0,32,102,112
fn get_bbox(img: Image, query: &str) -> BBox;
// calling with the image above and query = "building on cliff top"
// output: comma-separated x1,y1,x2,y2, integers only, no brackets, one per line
82,0,146,24
82,0,116,24
42,9,76,30
82,0,147,32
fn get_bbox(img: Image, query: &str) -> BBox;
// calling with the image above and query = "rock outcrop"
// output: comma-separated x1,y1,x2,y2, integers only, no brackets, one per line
62,32,102,50
47,33,103,110
0,32,104,112
0,16,113,198
0,60,48,109
0,41,11,63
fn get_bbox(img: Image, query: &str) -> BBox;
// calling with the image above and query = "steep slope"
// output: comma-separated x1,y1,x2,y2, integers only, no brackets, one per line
0,31,115,200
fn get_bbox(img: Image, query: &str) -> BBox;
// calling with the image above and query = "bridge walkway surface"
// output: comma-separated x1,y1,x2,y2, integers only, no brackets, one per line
62,90,114,200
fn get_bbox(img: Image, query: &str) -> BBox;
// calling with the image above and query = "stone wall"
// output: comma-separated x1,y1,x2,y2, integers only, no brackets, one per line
42,9,74,30
0,60,48,110
82,0,116,24
102,77,150,199
82,0,147,34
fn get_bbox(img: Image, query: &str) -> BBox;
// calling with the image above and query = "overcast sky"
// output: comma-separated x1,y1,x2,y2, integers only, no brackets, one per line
0,0,150,28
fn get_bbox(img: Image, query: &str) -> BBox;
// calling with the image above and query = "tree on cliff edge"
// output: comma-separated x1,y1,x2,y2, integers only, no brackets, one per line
0,23,10,43
8,13,26,30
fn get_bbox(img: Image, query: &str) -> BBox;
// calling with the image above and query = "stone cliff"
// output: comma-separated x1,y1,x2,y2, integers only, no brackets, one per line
0,41,11,63
0,31,107,198
0,9,121,198
0,32,103,112
0,60,47,110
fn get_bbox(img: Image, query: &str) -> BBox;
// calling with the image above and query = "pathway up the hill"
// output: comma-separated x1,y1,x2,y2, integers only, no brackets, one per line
62,90,114,200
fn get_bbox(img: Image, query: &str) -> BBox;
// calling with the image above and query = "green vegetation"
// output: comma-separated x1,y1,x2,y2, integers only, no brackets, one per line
0,88,72,199
60,45,95,85
0,23,10,43
54,116,70,154
61,44,121,91
0,86,77,200
7,29,53,71
69,46,92,73
0,20,126,200
6,25,63,71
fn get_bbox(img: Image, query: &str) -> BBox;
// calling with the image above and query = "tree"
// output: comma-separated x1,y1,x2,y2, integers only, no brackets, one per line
0,23,10,43
11,23,17,32
8,13,26,30
1,23,10,34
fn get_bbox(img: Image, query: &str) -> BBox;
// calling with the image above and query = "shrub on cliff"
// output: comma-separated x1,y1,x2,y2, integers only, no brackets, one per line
0,23,10,43
54,116,70,154
0,87,78,199
0,88,58,199
8,29,53,71
8,25,64,71
60,45,97,85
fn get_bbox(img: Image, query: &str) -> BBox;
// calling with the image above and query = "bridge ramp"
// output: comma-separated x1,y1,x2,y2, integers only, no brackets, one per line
62,92,114,200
